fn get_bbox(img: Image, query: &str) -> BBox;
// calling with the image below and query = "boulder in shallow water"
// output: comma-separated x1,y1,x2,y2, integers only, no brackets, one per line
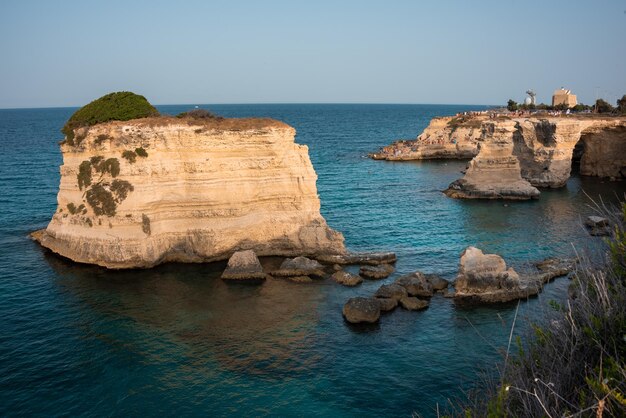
399,296,429,311
425,274,449,291
454,246,540,303
221,250,267,281
374,284,407,301
377,297,399,312
318,252,397,266
342,297,381,324
331,271,363,287
394,272,434,298
272,256,326,278
359,264,395,279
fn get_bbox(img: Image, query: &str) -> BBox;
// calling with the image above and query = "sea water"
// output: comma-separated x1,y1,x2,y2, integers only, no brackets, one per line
0,104,624,417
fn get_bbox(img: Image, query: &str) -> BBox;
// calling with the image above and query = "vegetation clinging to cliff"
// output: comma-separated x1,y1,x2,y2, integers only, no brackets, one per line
62,92,159,144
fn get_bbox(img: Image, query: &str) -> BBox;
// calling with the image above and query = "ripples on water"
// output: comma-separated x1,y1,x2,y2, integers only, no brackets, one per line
0,104,624,417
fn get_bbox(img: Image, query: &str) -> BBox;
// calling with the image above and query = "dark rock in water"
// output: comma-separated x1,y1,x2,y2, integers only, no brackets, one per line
585,216,609,228
425,274,449,291
394,272,434,298
443,290,455,298
331,271,363,287
272,256,326,278
343,297,381,324
318,252,397,266
221,250,267,281
374,284,407,301
288,276,313,283
359,264,394,279
377,297,398,312
585,216,611,236
399,296,429,311
532,257,574,283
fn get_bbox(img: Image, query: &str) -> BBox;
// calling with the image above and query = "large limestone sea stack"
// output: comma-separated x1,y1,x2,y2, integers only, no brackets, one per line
33,92,345,268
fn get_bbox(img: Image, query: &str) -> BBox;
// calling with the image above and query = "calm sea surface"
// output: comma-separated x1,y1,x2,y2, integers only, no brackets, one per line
0,104,624,417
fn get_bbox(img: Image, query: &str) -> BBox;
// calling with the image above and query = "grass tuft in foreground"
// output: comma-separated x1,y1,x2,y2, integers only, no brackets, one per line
456,200,626,417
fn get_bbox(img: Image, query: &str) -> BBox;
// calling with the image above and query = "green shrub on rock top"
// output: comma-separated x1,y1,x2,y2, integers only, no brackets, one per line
62,92,159,142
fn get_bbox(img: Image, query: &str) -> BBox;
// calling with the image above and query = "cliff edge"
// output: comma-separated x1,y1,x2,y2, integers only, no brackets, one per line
371,114,626,200
34,114,345,268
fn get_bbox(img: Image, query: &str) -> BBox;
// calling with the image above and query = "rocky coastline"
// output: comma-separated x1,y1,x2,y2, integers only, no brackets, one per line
371,114,626,200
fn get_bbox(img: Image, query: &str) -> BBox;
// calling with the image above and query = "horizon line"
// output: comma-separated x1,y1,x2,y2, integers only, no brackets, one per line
0,102,499,111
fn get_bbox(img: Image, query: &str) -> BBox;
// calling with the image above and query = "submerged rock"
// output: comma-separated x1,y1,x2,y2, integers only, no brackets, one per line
221,250,267,281
399,296,429,311
331,271,363,287
359,264,395,279
342,297,381,324
394,272,434,298
287,276,314,283
318,252,397,266
272,256,326,278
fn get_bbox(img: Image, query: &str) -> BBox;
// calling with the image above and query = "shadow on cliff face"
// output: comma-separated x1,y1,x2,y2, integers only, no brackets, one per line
41,250,328,379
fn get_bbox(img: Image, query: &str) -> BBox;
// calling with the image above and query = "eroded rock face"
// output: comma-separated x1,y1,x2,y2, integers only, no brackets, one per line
454,247,539,303
444,117,626,199
34,117,345,268
372,114,626,200
369,116,480,160
342,297,381,324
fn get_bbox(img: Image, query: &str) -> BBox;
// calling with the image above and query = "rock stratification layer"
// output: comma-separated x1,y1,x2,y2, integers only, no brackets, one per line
372,114,626,200
35,117,345,268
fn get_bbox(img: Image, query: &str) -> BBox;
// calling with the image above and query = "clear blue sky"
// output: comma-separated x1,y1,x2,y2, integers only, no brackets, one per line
1,0,624,108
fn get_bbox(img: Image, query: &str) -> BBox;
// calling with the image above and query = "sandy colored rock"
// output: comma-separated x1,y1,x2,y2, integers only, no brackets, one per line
342,297,381,324
287,276,314,283
221,250,267,281
369,116,480,160
34,117,345,268
331,271,363,287
399,296,429,311
359,264,395,279
454,246,541,303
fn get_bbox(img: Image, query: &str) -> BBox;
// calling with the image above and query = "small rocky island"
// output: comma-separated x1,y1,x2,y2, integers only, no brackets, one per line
371,114,626,199
33,92,346,268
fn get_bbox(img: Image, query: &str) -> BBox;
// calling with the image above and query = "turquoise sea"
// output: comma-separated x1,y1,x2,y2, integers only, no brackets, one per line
0,104,624,417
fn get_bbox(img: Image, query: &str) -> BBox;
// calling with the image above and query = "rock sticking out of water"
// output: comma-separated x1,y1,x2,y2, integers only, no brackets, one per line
318,252,397,266
359,264,395,279
585,216,611,236
394,272,434,298
221,250,268,281
331,271,363,287
272,256,326,278
424,274,449,291
343,297,381,324
399,296,429,311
